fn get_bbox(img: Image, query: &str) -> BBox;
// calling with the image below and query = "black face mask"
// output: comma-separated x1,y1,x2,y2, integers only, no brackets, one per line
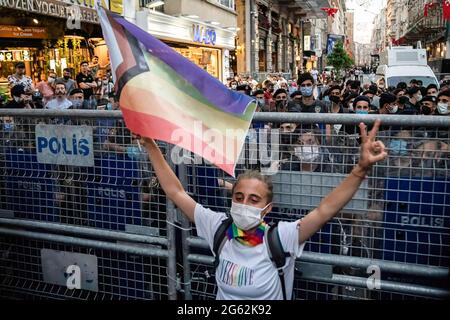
330,95,341,104
399,96,410,105
63,75,70,80
275,100,287,110
421,105,432,115
280,133,293,145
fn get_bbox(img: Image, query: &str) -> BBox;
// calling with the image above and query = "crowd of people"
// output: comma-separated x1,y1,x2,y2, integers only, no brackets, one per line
0,58,115,111
1,63,449,300
223,71,450,183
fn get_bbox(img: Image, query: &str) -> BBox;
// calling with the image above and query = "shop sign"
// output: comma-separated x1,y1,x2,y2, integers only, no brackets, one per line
0,0,99,24
193,24,217,46
0,25,47,39
304,35,311,51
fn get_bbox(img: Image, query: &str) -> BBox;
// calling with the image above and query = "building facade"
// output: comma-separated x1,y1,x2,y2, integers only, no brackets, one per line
134,0,237,83
235,0,329,80
0,0,115,93
345,11,354,59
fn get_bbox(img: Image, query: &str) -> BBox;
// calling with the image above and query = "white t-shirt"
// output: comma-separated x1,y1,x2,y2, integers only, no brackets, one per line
45,98,73,110
194,203,305,300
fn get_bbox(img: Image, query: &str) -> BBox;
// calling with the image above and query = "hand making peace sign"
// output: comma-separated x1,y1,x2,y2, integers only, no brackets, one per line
357,119,388,170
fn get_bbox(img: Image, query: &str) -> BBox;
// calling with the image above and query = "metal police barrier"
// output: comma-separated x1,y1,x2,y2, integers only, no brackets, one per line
180,113,450,300
0,110,177,300
1,110,450,300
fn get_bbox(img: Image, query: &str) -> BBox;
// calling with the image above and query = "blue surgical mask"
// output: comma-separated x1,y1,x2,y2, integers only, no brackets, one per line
106,102,113,110
3,123,14,132
356,110,369,114
300,86,313,97
256,98,265,107
389,139,408,156
126,145,146,160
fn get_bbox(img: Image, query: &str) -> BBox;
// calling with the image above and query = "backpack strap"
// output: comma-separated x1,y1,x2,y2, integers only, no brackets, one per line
266,222,291,300
212,216,233,271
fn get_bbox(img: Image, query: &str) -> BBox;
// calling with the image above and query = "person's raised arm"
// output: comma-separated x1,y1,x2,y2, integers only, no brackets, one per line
298,119,387,244
141,137,197,222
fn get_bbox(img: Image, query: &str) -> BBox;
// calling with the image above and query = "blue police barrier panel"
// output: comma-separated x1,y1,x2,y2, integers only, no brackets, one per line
186,164,226,212
95,119,116,144
3,147,58,222
87,153,142,231
383,177,450,267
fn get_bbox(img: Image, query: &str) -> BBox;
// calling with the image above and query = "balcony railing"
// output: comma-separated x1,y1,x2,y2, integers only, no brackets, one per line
140,0,164,12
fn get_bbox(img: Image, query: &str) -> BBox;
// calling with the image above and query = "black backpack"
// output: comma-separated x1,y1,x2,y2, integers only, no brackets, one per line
212,217,291,300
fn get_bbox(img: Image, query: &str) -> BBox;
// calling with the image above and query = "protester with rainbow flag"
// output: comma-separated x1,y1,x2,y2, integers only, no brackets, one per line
98,6,388,300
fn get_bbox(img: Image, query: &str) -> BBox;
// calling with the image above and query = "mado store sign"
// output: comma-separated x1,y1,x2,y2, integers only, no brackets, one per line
193,24,216,46
35,124,94,167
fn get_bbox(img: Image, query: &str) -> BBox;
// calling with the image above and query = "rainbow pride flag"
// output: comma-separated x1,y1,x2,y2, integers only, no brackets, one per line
97,7,256,177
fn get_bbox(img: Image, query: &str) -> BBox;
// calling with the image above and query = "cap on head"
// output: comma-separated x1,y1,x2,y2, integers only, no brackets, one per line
15,61,25,69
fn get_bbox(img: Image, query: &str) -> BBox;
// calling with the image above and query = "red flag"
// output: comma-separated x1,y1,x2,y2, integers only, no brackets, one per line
444,0,450,20
424,2,437,17
424,3,430,17
321,7,339,18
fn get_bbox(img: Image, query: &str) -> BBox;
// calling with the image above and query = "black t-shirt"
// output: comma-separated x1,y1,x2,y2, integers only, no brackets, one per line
76,72,94,99
4,100,26,109
287,99,329,113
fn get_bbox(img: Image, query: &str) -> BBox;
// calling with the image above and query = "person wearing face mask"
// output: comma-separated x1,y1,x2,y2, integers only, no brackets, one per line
288,73,328,114
287,90,302,113
406,87,422,112
344,95,371,136
252,89,266,112
69,88,85,109
45,81,73,110
4,84,33,109
36,72,56,105
229,80,238,90
280,130,331,173
57,68,77,94
419,96,437,115
140,119,387,300
376,92,398,116
436,90,450,116
273,88,288,112
397,95,417,115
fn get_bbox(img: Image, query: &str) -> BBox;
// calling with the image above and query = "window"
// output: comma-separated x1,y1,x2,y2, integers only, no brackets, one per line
216,0,235,10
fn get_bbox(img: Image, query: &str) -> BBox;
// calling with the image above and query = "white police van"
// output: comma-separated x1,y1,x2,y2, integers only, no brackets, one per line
375,46,439,89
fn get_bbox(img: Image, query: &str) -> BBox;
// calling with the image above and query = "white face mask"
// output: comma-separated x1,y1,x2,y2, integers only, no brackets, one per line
294,145,320,162
230,202,271,230
416,93,423,102
437,102,450,114
388,104,398,114
231,84,237,90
